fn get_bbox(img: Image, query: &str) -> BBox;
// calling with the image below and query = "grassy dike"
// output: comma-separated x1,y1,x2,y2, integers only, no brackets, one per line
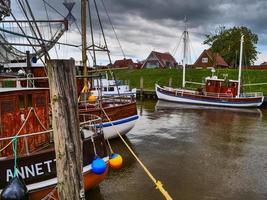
112,68,267,94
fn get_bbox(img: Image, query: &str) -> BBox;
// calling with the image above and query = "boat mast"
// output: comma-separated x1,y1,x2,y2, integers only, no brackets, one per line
237,34,244,98
81,0,88,90
182,17,188,88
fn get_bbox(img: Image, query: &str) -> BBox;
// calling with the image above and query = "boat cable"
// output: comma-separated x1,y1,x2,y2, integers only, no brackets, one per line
101,108,173,200
0,107,48,153
100,0,126,58
0,107,34,153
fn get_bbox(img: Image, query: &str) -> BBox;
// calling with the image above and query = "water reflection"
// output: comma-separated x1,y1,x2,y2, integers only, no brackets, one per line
87,100,267,200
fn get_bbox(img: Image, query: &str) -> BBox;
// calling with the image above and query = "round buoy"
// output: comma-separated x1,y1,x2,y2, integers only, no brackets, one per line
88,95,97,103
109,153,123,170
92,158,106,175
1,176,29,200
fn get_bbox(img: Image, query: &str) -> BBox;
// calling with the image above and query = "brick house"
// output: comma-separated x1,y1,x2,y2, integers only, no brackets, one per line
142,51,177,68
194,49,229,68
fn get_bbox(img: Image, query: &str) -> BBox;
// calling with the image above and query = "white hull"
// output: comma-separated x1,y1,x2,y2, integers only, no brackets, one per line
156,84,264,108
84,115,139,139
102,115,139,139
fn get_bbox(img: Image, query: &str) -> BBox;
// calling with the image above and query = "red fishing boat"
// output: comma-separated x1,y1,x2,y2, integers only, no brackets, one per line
0,87,109,199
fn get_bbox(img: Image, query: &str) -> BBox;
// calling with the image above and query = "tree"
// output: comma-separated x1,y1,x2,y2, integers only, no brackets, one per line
203,26,258,67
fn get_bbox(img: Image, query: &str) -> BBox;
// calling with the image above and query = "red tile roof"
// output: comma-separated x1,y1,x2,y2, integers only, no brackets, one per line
113,58,134,68
152,51,176,64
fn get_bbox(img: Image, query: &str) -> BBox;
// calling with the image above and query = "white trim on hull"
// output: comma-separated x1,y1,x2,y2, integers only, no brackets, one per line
102,115,139,139
84,115,139,139
156,84,264,108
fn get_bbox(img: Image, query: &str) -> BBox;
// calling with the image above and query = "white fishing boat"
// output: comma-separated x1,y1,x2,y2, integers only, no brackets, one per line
91,78,136,97
156,22,264,108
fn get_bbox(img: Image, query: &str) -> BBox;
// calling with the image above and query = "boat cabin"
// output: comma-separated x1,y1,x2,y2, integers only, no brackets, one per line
204,76,238,97
0,88,50,157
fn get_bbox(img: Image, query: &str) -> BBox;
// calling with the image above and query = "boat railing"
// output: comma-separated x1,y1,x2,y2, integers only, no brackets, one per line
0,114,103,157
240,92,264,98
204,92,234,98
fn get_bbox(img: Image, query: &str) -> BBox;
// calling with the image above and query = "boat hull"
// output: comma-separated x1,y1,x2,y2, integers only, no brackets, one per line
0,136,109,199
79,101,138,139
156,84,264,108
102,115,139,139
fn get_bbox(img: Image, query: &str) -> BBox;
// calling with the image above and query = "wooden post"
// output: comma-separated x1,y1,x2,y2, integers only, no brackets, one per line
47,59,85,200
168,77,172,87
140,76,144,101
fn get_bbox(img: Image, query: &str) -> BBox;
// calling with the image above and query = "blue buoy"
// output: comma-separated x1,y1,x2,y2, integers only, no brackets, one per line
31,56,37,63
92,157,106,175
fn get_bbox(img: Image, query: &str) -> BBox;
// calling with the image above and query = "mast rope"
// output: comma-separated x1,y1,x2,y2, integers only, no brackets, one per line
43,0,59,58
101,108,173,200
100,0,126,58
0,107,33,153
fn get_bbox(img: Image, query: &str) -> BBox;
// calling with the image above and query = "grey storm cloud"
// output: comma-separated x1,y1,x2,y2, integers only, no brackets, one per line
8,0,267,63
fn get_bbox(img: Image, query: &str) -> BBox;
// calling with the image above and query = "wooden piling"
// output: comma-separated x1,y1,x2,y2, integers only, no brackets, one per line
140,76,144,101
47,59,85,200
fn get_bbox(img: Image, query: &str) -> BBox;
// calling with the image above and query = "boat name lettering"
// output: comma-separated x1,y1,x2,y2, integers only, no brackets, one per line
6,159,55,182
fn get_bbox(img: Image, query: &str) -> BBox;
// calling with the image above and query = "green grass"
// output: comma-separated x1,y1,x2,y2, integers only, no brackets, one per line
111,68,267,95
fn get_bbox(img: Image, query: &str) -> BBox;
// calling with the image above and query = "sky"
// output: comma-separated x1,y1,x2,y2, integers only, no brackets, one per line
7,0,267,65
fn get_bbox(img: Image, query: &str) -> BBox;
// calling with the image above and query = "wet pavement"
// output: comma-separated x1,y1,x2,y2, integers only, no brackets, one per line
87,100,267,200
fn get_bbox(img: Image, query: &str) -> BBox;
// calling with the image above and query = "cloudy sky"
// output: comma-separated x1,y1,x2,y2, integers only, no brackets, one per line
9,0,267,65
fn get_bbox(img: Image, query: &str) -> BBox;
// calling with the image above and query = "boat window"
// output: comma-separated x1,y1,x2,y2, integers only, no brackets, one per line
108,87,114,91
19,95,25,109
28,94,33,107
36,96,46,107
1,101,14,113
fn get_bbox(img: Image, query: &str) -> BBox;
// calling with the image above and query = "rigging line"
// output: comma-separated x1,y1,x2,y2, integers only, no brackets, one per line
100,0,126,58
0,27,80,47
88,0,97,67
172,33,183,56
93,0,112,64
24,0,51,60
17,0,43,47
43,0,59,58
1,0,47,67
43,0,65,19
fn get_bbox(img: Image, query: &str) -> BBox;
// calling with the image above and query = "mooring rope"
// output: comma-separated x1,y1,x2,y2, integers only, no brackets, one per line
101,108,173,200
0,107,34,153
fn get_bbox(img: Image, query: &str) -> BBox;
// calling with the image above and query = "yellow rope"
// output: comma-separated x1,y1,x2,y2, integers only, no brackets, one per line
101,108,173,200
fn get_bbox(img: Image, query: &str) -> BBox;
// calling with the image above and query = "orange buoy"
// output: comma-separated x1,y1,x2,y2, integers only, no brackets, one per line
88,95,96,103
109,153,123,170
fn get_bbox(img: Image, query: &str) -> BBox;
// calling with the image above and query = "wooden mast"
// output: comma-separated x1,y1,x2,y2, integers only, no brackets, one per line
81,0,88,90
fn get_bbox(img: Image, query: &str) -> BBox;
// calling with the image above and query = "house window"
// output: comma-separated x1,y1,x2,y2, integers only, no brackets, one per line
202,58,208,63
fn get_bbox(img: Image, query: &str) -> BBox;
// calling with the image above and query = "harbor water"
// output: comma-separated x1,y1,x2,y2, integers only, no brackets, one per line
87,100,267,200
